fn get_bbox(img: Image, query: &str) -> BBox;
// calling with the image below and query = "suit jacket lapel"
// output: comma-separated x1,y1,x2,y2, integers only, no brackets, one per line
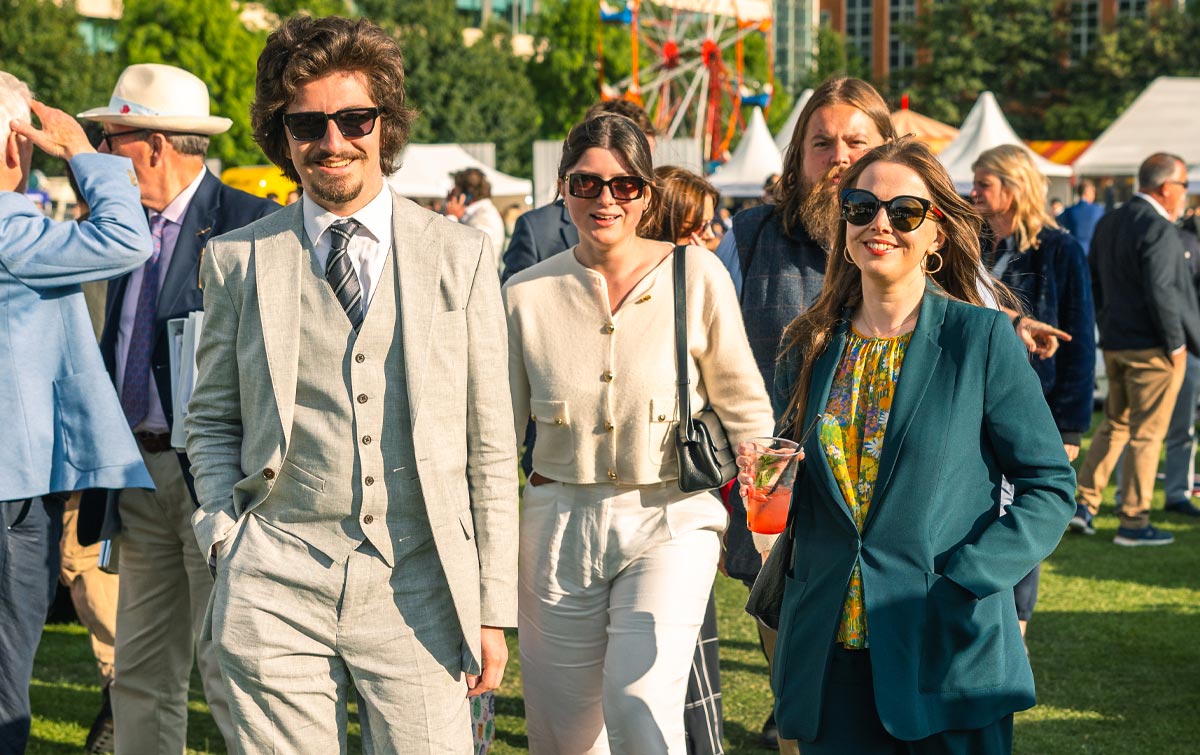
255,202,306,447
394,193,441,423
558,201,578,250
805,319,858,530
862,292,947,534
158,171,220,319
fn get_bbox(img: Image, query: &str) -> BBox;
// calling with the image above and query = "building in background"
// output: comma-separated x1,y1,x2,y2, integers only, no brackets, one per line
818,0,1176,84
774,0,821,94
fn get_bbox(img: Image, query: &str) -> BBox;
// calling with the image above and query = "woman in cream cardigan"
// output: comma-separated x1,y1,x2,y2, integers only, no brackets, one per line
503,114,775,754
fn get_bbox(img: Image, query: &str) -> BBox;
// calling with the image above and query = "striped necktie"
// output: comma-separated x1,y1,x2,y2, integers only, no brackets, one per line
326,218,364,331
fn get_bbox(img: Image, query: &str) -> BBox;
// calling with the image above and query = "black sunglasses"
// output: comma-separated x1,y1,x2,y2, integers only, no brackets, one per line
283,107,380,142
100,128,154,151
566,173,648,201
840,188,945,232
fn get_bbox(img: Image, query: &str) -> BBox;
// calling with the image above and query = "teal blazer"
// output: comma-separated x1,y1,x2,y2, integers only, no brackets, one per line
771,292,1076,742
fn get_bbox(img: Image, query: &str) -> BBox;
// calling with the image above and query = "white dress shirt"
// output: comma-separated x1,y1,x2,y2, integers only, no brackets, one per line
302,184,393,311
115,166,207,433
1134,191,1171,220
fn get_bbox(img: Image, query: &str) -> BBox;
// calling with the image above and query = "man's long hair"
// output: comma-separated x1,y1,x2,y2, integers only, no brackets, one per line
775,77,896,238
251,16,415,184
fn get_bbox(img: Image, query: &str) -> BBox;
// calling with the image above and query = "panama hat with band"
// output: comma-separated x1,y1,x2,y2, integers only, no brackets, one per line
79,63,232,136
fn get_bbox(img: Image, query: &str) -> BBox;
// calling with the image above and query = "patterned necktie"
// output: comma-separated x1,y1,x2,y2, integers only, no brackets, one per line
121,214,168,428
326,218,364,331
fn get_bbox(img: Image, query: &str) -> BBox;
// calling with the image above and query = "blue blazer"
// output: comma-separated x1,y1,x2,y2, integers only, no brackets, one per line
500,200,577,284
0,154,154,501
771,292,1076,742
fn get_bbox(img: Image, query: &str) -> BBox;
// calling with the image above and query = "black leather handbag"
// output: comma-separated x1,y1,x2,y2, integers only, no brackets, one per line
672,245,737,493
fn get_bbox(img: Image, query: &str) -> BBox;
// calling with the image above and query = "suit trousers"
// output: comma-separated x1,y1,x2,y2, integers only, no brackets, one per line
1163,352,1200,504
213,513,471,755
60,493,118,685
0,497,63,755
112,447,233,754
518,481,723,755
1077,349,1186,527
797,648,1013,755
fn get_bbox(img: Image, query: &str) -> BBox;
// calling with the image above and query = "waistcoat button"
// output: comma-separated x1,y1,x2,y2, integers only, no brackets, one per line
263,468,275,480
365,476,375,486
362,435,372,445
357,394,368,404
363,514,374,524
355,353,366,363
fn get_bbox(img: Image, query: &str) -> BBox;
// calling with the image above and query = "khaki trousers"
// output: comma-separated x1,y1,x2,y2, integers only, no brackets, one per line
111,447,233,754
1076,348,1187,528
60,493,118,685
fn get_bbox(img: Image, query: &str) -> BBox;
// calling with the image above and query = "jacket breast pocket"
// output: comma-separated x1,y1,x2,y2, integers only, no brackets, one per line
919,572,1007,693
647,396,679,466
531,399,574,465
54,372,128,471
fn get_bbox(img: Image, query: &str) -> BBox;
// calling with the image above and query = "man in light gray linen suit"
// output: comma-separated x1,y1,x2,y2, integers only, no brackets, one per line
184,15,519,753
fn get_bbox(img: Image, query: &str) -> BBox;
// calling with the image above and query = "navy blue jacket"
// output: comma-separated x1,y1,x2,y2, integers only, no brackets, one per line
990,227,1096,444
501,200,578,284
1057,200,1105,252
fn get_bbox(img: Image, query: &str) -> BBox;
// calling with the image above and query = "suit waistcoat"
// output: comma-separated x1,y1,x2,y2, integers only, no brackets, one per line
254,242,427,567
734,206,827,397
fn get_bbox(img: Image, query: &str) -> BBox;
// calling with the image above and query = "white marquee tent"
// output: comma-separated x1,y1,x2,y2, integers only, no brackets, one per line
937,91,1071,194
774,88,813,155
387,143,532,200
1073,77,1200,181
709,107,783,197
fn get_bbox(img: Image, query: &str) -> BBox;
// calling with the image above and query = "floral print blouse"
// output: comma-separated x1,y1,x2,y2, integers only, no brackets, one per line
820,327,913,648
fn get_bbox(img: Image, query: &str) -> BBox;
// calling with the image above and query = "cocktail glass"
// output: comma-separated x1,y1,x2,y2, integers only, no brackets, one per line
743,437,802,535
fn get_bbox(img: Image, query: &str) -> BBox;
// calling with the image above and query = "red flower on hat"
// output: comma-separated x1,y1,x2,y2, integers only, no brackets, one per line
121,105,131,113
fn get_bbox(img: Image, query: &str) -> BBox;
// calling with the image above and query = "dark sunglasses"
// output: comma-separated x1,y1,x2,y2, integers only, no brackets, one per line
566,173,648,201
100,128,154,151
840,188,945,232
283,107,380,142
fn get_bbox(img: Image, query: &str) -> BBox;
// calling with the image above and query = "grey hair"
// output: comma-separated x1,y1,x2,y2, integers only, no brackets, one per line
164,133,210,157
1138,152,1185,191
0,71,32,144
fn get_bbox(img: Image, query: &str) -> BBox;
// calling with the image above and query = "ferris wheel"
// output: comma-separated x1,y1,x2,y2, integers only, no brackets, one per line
598,0,775,163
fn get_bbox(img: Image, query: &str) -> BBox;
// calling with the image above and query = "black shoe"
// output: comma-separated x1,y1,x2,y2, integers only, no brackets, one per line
84,683,114,754
760,711,779,750
1164,499,1200,517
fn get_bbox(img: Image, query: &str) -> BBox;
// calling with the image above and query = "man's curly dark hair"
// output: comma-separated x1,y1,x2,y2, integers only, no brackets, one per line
252,15,415,184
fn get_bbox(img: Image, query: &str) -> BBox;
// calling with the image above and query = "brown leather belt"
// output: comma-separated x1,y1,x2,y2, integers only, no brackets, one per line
135,431,174,454
528,472,556,487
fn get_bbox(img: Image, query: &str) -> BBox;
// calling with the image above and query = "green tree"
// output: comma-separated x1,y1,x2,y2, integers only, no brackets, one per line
119,0,267,167
0,0,120,174
1044,8,1200,138
396,15,541,176
805,25,870,88
264,0,351,17
526,0,633,139
898,0,1072,136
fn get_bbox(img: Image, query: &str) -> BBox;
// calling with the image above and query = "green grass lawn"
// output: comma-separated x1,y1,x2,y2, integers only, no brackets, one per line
27,423,1200,754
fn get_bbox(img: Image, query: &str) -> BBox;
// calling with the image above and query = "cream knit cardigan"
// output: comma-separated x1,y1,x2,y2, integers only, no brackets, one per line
503,244,776,486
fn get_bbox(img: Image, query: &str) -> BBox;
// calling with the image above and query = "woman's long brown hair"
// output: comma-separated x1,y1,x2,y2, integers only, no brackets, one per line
777,137,1017,438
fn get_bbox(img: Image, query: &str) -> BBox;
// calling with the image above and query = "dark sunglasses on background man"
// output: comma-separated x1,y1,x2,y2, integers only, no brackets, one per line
283,107,380,142
840,188,945,232
566,173,648,201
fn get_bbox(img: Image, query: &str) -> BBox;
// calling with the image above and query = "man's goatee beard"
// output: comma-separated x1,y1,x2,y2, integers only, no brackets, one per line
796,171,842,251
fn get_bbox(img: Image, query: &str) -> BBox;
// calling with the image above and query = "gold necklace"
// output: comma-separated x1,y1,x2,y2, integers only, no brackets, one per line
858,308,918,338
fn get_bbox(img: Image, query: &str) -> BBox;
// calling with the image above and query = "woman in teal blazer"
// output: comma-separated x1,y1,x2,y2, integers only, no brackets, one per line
758,138,1076,753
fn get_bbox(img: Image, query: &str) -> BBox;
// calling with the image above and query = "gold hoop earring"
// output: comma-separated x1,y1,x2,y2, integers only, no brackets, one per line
843,247,856,266
923,250,944,275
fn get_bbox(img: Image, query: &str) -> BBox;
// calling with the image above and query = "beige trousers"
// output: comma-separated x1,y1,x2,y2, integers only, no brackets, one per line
111,447,233,754
1076,348,1187,528
213,513,471,754
60,493,118,685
